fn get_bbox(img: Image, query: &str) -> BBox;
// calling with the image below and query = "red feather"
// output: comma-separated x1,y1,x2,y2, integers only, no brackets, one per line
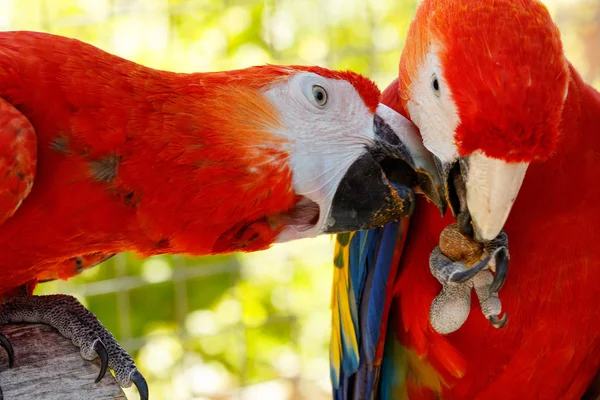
400,0,567,162
386,0,600,398
0,31,378,295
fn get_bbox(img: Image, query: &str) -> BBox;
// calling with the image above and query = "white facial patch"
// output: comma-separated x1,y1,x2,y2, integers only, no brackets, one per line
406,46,461,164
263,72,376,242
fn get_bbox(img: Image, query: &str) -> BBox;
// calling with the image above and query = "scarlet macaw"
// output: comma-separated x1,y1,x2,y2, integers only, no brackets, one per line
0,31,445,398
331,0,600,398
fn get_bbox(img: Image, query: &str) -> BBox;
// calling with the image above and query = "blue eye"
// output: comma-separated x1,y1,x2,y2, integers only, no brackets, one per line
431,73,441,97
312,85,328,106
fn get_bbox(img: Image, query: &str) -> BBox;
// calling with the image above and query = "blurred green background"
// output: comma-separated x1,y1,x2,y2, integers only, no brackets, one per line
0,0,596,399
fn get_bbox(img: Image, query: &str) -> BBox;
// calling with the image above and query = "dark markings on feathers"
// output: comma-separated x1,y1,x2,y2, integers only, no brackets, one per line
17,285,30,297
156,238,170,249
38,253,117,284
123,191,137,207
90,154,120,182
50,136,70,154
75,256,84,273
67,103,78,113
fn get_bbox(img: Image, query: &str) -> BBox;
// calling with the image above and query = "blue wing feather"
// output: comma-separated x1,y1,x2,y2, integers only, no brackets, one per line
365,222,400,362
330,220,406,399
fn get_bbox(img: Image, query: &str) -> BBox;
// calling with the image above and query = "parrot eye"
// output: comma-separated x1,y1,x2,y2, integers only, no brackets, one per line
431,74,441,97
312,85,328,107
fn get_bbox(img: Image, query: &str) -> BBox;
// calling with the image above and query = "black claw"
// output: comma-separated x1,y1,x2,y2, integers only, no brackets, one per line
0,333,14,368
449,256,491,284
131,370,149,400
489,313,508,329
457,211,473,237
93,340,109,383
490,247,509,293
0,384,3,400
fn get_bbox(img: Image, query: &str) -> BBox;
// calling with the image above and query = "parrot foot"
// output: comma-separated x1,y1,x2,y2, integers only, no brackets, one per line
0,294,148,400
429,229,509,334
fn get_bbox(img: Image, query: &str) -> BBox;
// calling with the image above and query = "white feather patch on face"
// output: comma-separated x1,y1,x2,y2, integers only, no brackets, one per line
407,45,461,164
263,72,376,242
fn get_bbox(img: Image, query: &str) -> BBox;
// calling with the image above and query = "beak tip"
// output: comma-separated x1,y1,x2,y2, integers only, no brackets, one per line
373,103,449,218
473,225,501,243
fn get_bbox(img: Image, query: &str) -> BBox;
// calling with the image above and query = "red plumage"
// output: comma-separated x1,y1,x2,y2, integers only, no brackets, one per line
385,0,600,398
0,31,380,296
400,0,568,162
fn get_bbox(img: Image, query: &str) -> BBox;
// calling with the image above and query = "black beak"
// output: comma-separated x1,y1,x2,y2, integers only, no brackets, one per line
434,157,474,236
324,104,447,234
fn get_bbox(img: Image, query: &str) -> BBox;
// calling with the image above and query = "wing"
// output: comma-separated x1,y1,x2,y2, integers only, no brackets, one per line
37,253,116,282
331,198,466,400
330,219,409,400
0,97,36,225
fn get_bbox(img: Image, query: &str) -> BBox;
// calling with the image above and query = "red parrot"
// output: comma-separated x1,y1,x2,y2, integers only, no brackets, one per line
331,0,600,399
0,31,445,398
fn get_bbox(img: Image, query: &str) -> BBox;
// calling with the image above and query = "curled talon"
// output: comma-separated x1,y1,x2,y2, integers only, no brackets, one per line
131,369,149,400
0,295,147,398
449,256,490,284
0,333,14,368
489,313,508,329
431,223,511,334
93,340,108,383
490,247,509,293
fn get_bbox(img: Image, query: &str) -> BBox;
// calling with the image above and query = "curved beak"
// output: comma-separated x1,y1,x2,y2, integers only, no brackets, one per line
324,104,446,233
436,151,529,242
376,78,529,243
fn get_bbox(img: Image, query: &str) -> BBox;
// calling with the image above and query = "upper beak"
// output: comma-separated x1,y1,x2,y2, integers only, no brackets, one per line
324,104,446,233
436,151,529,242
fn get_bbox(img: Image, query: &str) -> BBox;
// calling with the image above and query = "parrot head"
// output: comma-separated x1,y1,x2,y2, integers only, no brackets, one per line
0,29,448,257
198,64,445,251
389,0,569,241
240,65,445,243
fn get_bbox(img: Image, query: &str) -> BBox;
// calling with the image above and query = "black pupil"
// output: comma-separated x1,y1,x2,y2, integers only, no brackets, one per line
432,79,439,91
316,90,324,101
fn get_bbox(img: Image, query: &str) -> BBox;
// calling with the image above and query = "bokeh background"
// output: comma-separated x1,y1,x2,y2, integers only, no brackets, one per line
0,0,596,399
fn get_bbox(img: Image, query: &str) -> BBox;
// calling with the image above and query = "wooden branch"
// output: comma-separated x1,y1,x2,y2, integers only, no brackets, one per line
0,324,126,399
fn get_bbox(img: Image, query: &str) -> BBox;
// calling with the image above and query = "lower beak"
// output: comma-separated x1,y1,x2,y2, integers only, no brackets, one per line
437,151,529,242
324,104,446,234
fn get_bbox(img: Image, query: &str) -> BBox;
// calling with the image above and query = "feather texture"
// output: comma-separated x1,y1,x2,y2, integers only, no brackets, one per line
330,219,410,399
0,31,382,296
343,0,600,398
